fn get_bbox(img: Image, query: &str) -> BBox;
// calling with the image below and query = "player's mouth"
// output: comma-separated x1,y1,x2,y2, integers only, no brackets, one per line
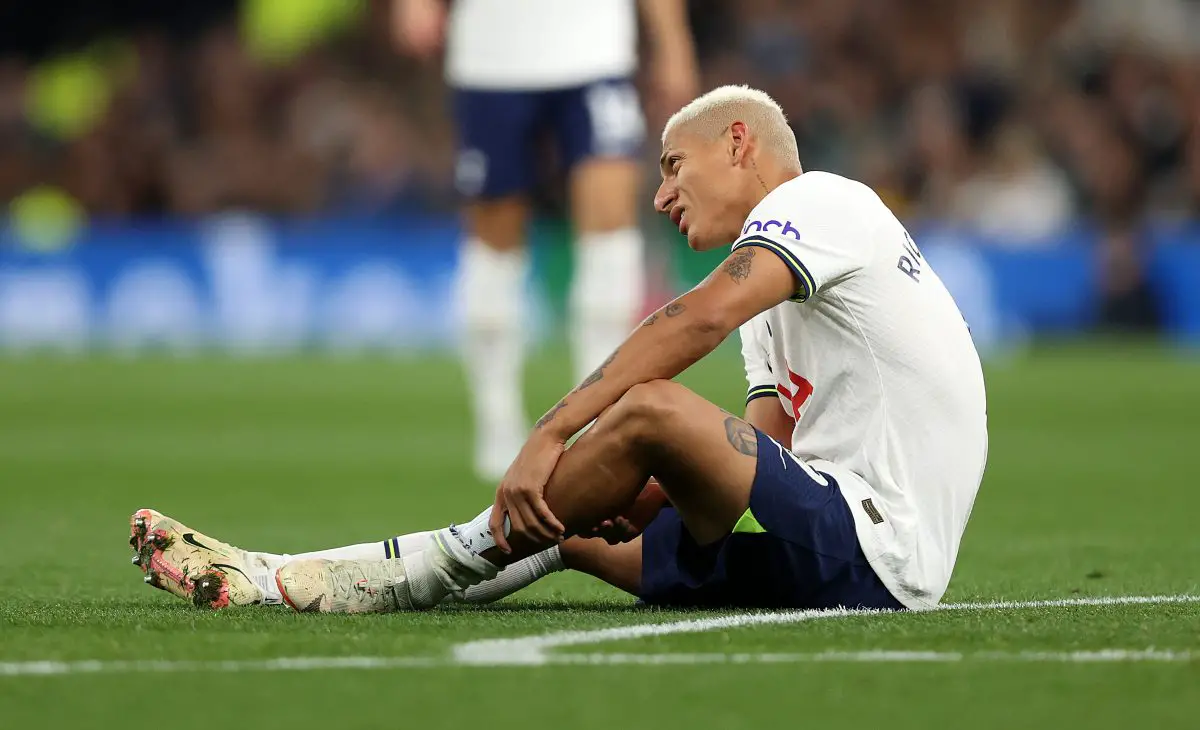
670,206,688,235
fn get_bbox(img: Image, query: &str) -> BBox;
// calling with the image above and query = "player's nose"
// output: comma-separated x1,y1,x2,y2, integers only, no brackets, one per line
653,181,675,215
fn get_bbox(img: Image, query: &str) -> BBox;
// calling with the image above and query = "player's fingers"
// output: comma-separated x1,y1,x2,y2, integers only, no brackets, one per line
585,520,612,540
504,503,533,549
616,517,638,539
512,499,554,544
514,496,559,544
533,497,566,537
489,493,512,553
521,499,560,543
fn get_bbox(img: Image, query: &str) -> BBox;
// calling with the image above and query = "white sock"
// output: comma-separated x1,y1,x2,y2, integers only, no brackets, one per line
245,531,436,606
456,238,528,476
244,552,287,605
403,506,508,609
285,530,434,563
570,228,644,383
453,545,564,604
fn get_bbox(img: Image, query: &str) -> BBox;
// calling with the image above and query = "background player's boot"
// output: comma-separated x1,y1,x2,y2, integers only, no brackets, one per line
129,508,274,609
276,558,413,613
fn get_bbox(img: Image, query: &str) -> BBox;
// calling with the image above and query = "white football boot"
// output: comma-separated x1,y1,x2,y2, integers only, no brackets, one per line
129,508,278,609
275,557,417,614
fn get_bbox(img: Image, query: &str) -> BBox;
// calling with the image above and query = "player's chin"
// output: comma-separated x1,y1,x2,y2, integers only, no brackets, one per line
686,230,724,252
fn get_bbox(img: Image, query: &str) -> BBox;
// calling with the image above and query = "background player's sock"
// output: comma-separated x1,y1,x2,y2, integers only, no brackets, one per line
570,228,645,383
456,238,528,480
451,545,564,604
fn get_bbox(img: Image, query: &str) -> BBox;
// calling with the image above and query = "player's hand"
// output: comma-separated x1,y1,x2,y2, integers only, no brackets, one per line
391,0,446,61
583,479,668,544
490,433,567,553
585,517,641,545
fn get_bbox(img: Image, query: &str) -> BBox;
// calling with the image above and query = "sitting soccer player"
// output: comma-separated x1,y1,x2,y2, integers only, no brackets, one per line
130,86,988,613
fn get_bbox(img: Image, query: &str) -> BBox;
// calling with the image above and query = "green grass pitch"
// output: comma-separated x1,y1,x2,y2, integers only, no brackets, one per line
1,342,1198,728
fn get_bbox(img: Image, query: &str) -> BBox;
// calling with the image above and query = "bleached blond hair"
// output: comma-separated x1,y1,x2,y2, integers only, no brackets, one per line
662,85,799,164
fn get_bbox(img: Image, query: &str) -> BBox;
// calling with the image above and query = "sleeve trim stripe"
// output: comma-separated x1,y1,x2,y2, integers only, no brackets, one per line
733,235,815,302
746,385,778,403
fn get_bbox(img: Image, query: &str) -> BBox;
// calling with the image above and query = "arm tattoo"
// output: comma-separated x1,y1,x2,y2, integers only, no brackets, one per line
535,399,568,430
722,247,755,283
642,303,685,326
576,348,618,392
723,416,758,456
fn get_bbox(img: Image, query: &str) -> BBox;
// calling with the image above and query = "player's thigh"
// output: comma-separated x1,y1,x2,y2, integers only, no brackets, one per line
552,77,645,232
560,536,642,596
615,380,759,545
452,87,538,249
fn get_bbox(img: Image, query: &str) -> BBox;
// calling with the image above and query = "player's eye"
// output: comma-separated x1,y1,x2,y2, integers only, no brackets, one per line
669,156,682,172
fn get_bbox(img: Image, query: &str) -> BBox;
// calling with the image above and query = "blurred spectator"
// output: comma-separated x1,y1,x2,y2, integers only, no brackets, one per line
951,119,1074,243
0,0,1195,240
1096,224,1163,332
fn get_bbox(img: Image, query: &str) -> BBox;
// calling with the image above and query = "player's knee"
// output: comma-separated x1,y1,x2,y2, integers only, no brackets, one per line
613,380,686,439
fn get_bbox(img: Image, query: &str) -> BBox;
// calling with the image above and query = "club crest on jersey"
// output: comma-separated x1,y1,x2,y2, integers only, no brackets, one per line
741,219,801,240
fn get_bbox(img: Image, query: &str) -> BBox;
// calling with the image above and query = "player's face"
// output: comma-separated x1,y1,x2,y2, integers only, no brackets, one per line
654,130,753,252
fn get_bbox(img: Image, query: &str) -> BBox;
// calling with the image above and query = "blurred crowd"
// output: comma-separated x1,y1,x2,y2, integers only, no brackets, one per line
1,0,1199,242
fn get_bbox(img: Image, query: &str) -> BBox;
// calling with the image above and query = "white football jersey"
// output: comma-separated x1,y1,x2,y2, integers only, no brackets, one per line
446,0,638,90
736,171,988,610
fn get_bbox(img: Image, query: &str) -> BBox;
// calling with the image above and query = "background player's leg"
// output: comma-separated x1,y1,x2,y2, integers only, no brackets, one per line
451,87,539,481
457,197,532,480
558,78,648,382
568,160,645,382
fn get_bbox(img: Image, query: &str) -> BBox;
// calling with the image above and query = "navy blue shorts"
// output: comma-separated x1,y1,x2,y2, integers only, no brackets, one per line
639,430,904,611
452,77,645,198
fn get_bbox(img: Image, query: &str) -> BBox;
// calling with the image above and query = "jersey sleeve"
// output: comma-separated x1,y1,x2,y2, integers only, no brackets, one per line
740,321,776,404
731,177,873,303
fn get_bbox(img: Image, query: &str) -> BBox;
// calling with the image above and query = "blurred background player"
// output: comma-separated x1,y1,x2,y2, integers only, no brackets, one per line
391,0,700,480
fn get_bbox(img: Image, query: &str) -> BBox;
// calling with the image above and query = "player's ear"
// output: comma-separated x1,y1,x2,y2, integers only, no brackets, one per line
728,121,749,166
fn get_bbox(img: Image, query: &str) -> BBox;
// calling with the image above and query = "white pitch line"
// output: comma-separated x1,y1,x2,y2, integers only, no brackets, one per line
1,594,1197,677
550,649,1194,665
2,648,1192,677
452,593,1200,665
0,656,438,677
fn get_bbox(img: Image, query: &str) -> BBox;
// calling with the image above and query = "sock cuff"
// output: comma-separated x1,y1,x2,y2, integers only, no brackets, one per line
534,544,565,576
457,239,528,327
572,229,645,315
462,238,528,276
575,228,642,255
